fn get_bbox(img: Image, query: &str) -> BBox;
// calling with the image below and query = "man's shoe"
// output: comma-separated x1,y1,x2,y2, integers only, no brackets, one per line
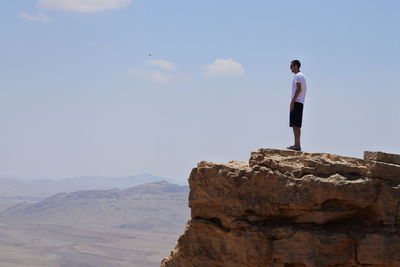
287,145,301,151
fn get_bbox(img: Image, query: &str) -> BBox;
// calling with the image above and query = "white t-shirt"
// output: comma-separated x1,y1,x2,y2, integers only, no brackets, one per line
291,72,307,104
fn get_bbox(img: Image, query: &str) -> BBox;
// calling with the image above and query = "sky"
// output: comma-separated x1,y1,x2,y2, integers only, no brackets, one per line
0,0,399,183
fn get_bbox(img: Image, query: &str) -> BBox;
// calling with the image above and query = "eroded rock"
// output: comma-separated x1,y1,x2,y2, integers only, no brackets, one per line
364,151,400,166
161,149,400,267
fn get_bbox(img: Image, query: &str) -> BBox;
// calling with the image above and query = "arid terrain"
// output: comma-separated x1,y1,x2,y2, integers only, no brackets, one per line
0,181,189,267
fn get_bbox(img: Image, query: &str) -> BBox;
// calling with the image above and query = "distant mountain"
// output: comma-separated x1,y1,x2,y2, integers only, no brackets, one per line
0,173,185,199
61,173,184,189
0,181,189,267
0,181,189,234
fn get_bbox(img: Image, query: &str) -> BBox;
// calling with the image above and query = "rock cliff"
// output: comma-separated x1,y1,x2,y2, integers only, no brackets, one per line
161,149,400,267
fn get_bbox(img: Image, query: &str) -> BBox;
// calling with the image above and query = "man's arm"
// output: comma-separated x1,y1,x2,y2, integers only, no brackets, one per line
290,82,302,111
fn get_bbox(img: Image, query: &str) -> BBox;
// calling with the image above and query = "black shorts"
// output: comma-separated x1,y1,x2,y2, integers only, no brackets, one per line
289,102,304,128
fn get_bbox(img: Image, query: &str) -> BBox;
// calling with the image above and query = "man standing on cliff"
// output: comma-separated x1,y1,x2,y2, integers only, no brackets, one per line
287,60,307,151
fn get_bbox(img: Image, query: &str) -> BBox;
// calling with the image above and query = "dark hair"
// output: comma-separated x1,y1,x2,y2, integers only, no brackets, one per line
291,60,301,69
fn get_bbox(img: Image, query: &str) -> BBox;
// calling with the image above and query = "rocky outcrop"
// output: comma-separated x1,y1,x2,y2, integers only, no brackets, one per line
161,149,400,267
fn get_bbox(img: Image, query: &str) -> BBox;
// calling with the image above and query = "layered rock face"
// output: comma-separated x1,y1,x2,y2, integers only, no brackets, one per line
161,149,400,267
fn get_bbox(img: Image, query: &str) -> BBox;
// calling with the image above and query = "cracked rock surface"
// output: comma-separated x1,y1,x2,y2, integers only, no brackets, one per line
161,149,400,267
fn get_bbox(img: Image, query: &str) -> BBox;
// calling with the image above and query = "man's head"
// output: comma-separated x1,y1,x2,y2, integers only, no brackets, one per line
290,60,301,74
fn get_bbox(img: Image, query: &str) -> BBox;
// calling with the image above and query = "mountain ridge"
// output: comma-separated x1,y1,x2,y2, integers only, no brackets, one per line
0,181,189,233
0,173,184,200
0,180,190,266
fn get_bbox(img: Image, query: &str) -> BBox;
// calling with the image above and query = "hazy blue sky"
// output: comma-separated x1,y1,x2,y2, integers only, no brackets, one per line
1,0,399,182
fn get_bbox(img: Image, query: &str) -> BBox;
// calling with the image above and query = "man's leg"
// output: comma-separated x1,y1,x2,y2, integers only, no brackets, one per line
292,126,301,149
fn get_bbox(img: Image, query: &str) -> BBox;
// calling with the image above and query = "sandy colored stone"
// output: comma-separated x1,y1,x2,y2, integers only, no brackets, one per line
162,149,400,267
364,151,400,165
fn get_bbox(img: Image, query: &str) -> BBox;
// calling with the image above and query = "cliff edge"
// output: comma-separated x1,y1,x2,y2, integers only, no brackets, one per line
161,149,400,267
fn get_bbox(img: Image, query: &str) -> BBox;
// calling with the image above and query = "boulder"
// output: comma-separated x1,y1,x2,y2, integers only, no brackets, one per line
162,149,400,267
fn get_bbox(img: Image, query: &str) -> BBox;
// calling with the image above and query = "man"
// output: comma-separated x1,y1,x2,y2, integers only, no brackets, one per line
287,60,307,151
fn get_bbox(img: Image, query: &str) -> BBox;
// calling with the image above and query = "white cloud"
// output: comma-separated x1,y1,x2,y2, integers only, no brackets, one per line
129,59,190,84
129,59,191,84
19,12,50,23
146,60,176,71
129,70,173,84
37,0,133,13
202,58,245,78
